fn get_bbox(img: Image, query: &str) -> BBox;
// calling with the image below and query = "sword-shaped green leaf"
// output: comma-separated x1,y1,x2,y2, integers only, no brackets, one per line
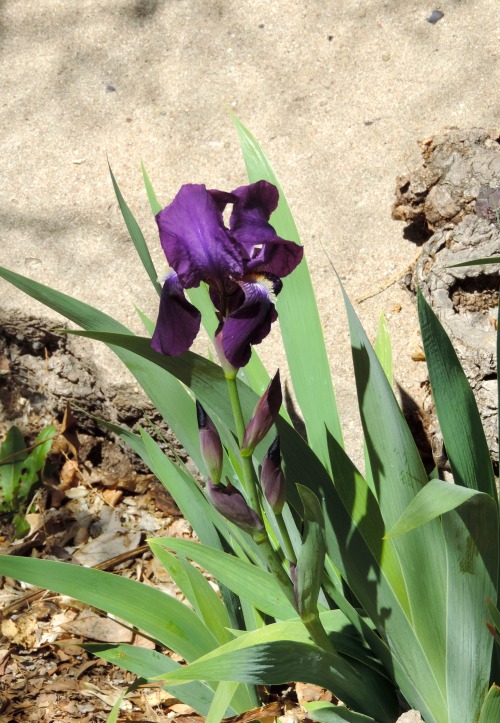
149,537,296,620
384,478,486,538
233,115,343,469
305,700,382,723
418,289,496,498
109,163,161,296
0,556,218,662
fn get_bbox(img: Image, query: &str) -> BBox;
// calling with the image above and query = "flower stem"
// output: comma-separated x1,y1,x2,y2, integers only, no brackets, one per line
301,613,335,652
276,512,296,564
226,376,261,513
226,374,295,604
226,376,246,445
254,534,296,607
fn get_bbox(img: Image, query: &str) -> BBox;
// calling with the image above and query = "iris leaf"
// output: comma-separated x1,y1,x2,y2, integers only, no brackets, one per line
0,556,218,662
149,537,296,620
153,638,398,722
418,290,496,498
384,479,491,538
233,115,343,470
86,644,223,716
304,701,382,723
109,163,162,296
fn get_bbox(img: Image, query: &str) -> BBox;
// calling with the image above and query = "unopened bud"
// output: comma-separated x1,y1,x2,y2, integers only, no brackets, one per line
206,480,264,535
260,437,286,513
196,401,223,485
241,371,282,455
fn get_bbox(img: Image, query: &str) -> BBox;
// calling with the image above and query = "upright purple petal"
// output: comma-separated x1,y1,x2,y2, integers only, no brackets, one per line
222,276,279,368
151,271,201,356
156,184,243,288
229,181,279,248
230,181,304,278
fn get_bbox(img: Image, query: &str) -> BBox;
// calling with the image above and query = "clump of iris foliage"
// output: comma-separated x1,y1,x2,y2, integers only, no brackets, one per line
0,118,499,723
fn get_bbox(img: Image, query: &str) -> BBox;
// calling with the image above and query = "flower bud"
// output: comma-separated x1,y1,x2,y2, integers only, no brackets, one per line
206,480,264,535
241,371,282,455
260,437,286,514
196,401,223,485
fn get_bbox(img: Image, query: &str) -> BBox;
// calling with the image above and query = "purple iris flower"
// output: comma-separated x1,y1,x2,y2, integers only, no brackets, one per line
151,181,303,368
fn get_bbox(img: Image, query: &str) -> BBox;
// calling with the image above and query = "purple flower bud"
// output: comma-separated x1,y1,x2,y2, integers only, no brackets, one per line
241,371,282,454
206,480,264,535
260,437,286,513
196,401,223,485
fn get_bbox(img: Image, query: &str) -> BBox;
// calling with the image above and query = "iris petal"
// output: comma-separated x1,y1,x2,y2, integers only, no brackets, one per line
245,238,304,278
229,181,279,248
156,184,243,288
151,272,201,356
230,181,304,277
222,277,279,368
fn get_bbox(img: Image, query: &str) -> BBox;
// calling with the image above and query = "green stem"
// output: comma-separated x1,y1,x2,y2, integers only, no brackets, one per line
276,512,296,564
255,535,296,607
226,375,262,513
226,376,246,445
240,454,262,519
301,613,335,652
226,374,295,604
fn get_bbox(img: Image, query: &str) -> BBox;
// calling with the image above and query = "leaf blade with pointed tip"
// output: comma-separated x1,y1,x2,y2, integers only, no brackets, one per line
0,556,218,662
384,478,484,538
108,164,162,296
85,643,221,716
417,289,496,498
233,115,343,469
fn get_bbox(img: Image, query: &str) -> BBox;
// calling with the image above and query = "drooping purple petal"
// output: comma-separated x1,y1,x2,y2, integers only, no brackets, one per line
151,271,201,356
213,325,238,378
156,184,243,288
222,276,279,368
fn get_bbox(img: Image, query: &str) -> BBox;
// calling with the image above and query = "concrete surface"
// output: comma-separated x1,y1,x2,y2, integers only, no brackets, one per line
1,0,498,461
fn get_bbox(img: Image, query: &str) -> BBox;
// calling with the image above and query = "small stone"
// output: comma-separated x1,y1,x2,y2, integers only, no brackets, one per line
427,10,444,25
397,711,425,723
410,332,426,361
